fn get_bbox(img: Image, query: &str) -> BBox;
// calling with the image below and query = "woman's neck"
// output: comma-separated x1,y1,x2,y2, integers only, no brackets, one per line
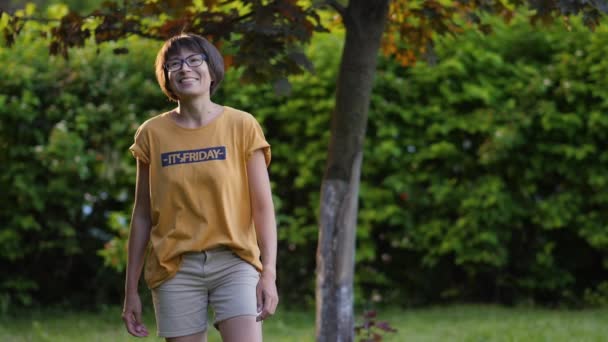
175,97,222,127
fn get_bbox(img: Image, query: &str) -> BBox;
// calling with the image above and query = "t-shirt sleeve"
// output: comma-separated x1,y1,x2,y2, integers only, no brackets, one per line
129,124,151,164
244,115,271,167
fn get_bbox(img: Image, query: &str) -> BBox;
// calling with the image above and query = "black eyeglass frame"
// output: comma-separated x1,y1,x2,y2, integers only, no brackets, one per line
164,53,208,72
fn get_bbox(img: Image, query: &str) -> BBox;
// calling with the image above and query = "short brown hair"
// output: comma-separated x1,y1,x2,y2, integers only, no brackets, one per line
155,33,225,101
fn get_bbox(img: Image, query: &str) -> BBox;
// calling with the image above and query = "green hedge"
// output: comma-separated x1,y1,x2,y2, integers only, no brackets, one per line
0,21,168,309
362,17,608,306
1,15,607,311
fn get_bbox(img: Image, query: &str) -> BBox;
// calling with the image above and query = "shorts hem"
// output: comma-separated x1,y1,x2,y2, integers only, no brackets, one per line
157,325,208,338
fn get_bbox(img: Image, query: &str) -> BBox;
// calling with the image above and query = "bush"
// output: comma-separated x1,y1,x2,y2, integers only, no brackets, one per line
0,14,168,309
361,15,608,306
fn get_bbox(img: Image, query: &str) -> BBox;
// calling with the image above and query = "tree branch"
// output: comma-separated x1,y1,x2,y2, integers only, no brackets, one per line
115,28,164,41
13,16,61,23
324,0,346,18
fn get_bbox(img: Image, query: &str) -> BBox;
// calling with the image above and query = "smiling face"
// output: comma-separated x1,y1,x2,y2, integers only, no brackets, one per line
166,50,213,100
155,33,225,102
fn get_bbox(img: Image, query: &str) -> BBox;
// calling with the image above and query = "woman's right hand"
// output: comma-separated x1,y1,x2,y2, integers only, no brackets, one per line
122,293,149,337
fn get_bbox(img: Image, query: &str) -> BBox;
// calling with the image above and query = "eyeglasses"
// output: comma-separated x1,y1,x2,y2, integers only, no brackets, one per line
164,53,208,72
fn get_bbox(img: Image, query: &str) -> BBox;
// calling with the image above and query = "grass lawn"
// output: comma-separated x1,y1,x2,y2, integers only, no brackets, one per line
1,305,607,341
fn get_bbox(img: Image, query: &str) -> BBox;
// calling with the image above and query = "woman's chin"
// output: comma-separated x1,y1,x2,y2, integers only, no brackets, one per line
176,89,208,100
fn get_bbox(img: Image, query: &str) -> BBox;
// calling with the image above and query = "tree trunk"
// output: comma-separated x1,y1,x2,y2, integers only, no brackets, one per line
315,1,389,341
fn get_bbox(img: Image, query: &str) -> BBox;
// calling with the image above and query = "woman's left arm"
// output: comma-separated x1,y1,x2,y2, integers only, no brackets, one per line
247,149,279,321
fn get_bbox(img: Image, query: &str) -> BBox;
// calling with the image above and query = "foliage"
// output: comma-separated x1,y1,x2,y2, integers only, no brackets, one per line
362,14,608,306
1,12,608,310
354,310,397,342
0,0,326,94
2,0,106,14
2,0,607,87
0,18,166,309
583,281,608,307
382,0,608,66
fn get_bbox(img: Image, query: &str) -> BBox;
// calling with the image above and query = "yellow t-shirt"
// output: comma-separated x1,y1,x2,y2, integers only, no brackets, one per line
129,106,271,289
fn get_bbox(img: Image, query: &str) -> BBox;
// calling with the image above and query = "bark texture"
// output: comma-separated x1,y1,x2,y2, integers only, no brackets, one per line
315,1,390,341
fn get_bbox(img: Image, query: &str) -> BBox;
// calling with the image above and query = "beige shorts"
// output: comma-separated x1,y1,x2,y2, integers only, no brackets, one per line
151,247,260,338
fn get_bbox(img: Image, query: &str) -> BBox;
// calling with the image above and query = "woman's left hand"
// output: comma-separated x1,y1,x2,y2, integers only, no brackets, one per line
256,272,278,321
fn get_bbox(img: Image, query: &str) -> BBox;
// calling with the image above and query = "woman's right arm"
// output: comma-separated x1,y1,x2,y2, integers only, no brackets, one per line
122,159,151,337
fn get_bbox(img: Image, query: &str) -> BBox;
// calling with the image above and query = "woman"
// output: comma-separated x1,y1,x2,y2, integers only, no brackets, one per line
121,33,278,342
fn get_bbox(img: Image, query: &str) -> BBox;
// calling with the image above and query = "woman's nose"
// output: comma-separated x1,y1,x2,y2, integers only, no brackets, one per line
180,63,192,71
